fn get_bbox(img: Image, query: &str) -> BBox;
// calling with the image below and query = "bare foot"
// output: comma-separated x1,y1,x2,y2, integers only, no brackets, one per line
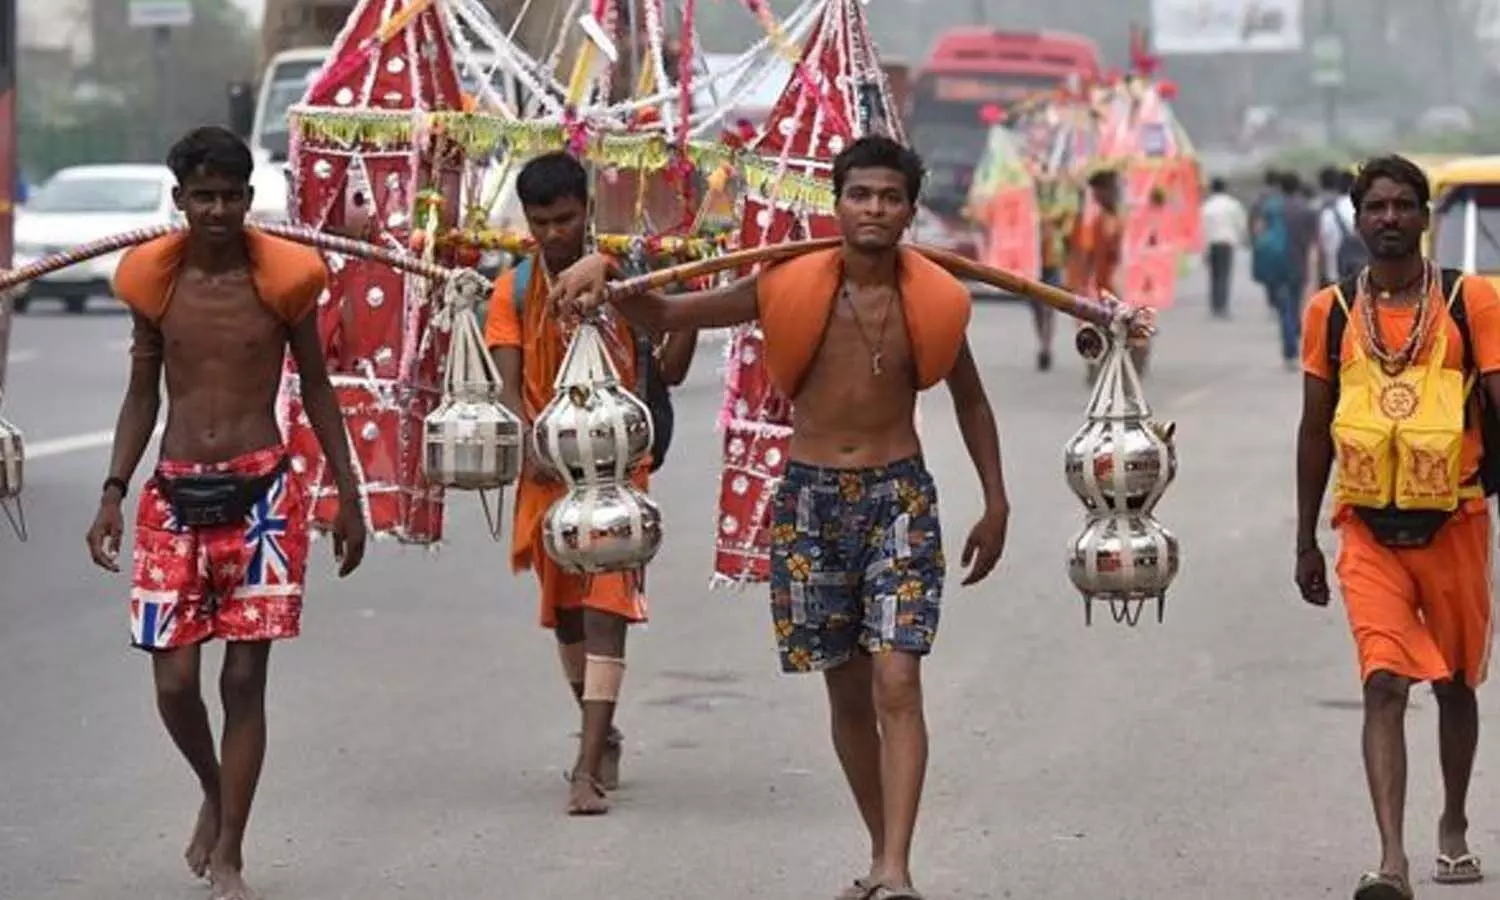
567,773,610,816
185,796,219,878
209,862,258,900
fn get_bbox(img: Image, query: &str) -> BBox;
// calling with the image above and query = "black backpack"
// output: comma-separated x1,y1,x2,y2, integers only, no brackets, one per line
1326,269,1500,497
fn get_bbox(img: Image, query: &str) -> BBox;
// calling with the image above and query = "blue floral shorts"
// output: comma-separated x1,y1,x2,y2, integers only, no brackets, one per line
768,456,945,673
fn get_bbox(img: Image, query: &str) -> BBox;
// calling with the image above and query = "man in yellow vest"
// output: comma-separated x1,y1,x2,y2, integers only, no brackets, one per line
1296,154,1499,899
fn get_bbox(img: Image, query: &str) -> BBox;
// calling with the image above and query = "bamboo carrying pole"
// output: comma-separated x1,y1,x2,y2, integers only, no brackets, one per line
0,223,459,295
602,237,1154,333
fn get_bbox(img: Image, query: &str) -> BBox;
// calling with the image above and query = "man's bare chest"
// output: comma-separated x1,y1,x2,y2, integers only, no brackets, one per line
160,281,284,361
814,289,912,375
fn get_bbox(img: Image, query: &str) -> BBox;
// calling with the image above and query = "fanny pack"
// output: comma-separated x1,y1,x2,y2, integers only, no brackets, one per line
1352,507,1454,549
155,454,291,529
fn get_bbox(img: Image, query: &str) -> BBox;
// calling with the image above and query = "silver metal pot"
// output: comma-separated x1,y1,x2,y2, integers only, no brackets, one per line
1066,513,1180,625
1064,417,1176,514
531,322,653,483
542,482,664,574
422,397,524,491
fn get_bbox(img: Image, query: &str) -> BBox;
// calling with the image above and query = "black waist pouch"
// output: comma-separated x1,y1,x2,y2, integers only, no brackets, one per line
156,454,290,528
1352,506,1455,549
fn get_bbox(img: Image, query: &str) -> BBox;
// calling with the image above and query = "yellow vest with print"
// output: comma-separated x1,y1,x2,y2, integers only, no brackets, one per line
1330,279,1480,512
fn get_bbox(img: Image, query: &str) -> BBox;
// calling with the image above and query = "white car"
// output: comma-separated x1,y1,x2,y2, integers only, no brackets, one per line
13,164,182,314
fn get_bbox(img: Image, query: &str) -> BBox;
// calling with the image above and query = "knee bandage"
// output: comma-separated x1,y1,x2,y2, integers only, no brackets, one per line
582,654,627,702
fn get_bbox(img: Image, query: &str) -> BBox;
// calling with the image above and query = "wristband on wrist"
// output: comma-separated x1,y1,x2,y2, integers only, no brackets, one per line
102,477,129,499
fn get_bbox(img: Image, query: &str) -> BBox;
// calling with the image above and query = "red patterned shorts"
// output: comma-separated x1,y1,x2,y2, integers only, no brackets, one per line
129,446,310,652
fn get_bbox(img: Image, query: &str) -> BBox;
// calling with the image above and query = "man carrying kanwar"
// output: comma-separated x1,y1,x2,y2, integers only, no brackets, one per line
548,135,1012,900
1068,166,1143,381
84,125,368,900
1295,154,1495,900
482,151,698,816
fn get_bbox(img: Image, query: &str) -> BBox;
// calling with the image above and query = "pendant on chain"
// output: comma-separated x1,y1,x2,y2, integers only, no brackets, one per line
871,351,883,375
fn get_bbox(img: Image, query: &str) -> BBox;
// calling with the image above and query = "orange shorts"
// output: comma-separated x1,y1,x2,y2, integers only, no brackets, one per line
533,553,648,630
1334,504,1494,687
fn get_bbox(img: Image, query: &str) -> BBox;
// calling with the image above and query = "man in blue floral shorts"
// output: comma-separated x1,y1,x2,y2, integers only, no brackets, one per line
549,137,1011,900
770,460,945,673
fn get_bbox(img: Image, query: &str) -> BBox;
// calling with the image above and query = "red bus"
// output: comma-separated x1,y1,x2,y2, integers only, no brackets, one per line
908,28,1103,226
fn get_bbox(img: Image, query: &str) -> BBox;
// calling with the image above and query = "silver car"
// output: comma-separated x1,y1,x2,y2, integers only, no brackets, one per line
13,164,182,314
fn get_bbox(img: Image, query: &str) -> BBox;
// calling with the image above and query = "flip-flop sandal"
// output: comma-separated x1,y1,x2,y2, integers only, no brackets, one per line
1435,853,1483,884
1354,871,1414,900
869,887,925,900
834,877,877,900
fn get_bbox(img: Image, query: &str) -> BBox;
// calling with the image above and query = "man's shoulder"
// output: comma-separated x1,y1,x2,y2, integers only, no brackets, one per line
113,233,189,321
1457,271,1500,314
1305,286,1338,324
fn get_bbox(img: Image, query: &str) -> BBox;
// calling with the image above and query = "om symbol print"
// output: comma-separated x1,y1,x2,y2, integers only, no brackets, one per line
1379,382,1420,420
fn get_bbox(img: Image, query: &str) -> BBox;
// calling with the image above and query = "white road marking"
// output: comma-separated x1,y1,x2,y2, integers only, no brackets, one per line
8,348,38,364
26,424,162,461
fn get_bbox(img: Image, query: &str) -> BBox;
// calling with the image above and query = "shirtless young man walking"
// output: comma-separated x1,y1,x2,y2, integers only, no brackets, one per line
551,135,1009,899
85,126,367,900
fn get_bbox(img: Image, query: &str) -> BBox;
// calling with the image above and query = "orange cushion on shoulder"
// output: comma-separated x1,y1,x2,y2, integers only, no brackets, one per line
112,233,188,322
110,229,327,325
245,230,327,324
756,246,971,396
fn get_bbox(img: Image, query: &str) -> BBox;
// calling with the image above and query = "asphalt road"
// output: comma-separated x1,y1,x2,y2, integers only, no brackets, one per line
0,267,1495,900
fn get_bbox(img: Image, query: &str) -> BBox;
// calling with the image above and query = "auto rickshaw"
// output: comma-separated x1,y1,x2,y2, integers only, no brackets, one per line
1427,155,1500,293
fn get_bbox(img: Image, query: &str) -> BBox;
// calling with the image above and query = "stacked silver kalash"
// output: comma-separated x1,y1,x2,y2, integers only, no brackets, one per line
0,387,25,540
1063,317,1180,626
531,311,663,573
421,262,660,571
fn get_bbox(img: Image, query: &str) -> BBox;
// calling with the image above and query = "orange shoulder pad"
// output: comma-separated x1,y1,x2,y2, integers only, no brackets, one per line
756,248,841,397
246,231,327,324
111,233,188,322
896,247,971,389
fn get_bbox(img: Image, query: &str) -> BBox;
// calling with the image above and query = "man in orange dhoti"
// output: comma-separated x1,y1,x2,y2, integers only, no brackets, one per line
483,152,697,816
1296,155,1496,899
550,137,1011,900
1067,168,1143,382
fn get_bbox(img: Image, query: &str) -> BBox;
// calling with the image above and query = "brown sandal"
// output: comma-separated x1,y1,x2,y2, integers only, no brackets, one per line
835,877,877,900
1354,871,1413,900
566,772,610,816
564,729,624,790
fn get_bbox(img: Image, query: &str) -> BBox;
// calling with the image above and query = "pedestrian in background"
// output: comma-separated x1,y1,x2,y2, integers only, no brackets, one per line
1251,177,1298,367
1200,177,1248,318
1251,167,1283,310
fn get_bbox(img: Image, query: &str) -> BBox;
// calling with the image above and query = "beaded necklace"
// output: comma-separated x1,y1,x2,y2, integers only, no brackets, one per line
1356,262,1435,376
